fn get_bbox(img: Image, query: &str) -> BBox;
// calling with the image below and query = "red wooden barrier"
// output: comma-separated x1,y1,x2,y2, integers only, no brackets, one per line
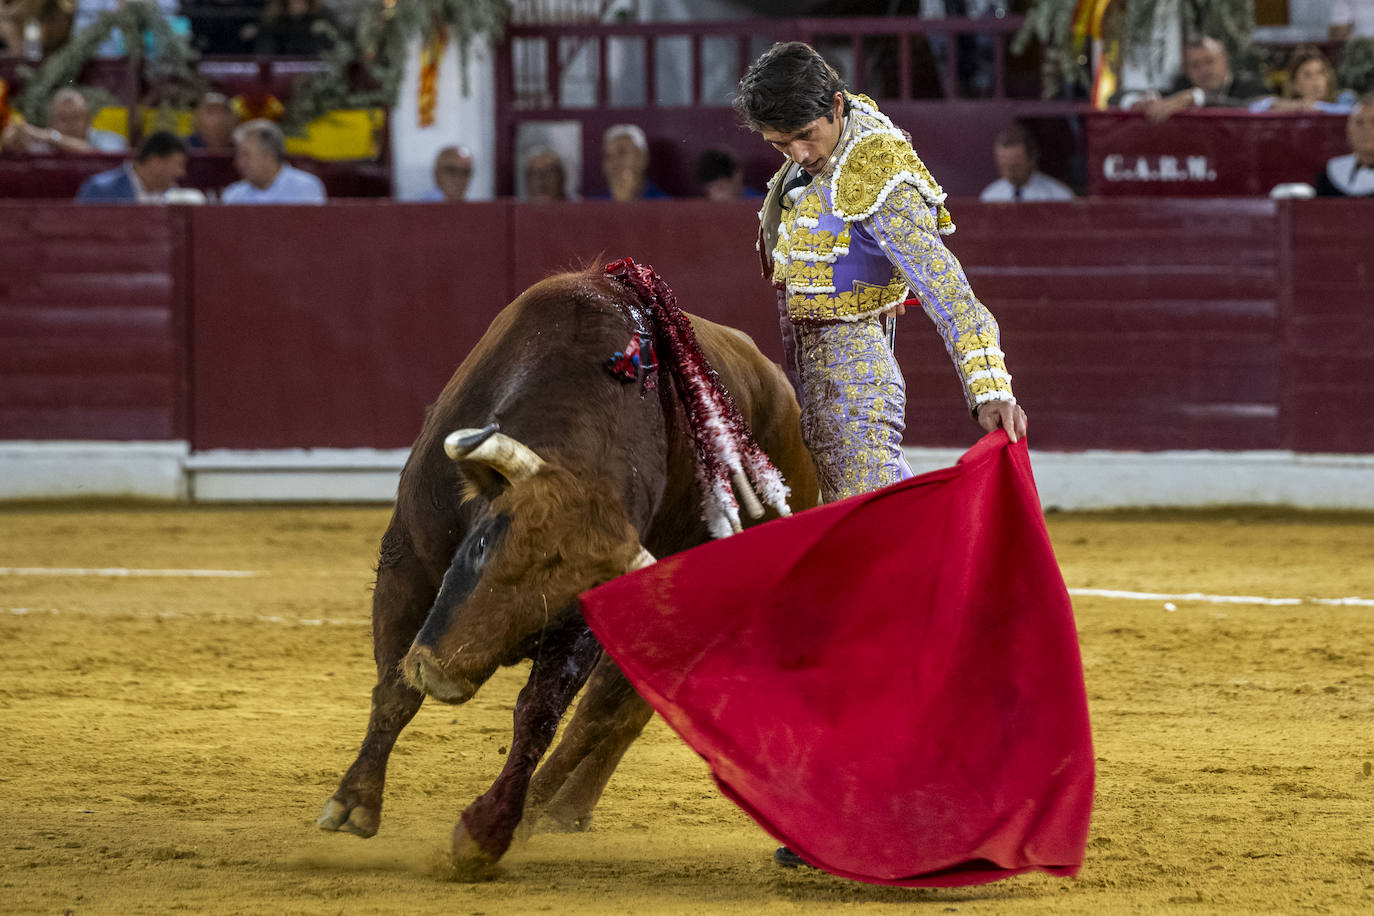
1281,200,1374,453
1,199,1370,455
189,202,511,449
0,203,187,439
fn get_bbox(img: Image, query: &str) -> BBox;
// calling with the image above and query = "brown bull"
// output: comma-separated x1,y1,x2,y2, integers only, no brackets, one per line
317,267,818,869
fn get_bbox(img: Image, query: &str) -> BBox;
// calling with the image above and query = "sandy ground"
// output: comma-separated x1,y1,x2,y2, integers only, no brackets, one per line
1,503,1372,915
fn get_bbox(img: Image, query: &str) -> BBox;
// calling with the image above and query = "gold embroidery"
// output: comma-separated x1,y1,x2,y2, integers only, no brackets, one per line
868,186,1013,408
832,130,955,234
794,320,907,501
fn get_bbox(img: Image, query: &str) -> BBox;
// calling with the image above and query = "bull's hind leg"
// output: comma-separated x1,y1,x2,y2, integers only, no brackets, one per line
521,657,653,835
318,540,433,838
451,621,602,870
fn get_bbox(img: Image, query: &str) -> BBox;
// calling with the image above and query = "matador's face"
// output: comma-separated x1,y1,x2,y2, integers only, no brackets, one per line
759,92,845,177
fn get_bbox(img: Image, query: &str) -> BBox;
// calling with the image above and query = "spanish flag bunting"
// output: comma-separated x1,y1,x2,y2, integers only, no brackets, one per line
1071,0,1114,41
418,26,449,129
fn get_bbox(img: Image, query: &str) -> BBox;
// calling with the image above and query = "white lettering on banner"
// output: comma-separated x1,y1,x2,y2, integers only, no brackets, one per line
1102,154,1218,182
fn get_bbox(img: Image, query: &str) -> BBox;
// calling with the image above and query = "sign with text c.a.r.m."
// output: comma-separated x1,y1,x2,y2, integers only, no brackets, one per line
1085,109,1347,197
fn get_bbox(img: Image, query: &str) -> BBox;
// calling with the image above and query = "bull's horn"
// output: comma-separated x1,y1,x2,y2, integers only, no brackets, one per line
444,424,545,482
628,547,656,571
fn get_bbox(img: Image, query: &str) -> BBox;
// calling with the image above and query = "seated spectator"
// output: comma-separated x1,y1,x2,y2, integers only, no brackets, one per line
1250,47,1357,115
419,144,473,202
187,92,238,151
1314,94,1374,197
1121,35,1267,123
696,147,761,200
76,130,187,202
0,0,74,57
222,118,326,203
0,87,127,153
246,0,335,56
979,125,1074,202
601,123,668,201
521,147,568,203
1329,0,1374,40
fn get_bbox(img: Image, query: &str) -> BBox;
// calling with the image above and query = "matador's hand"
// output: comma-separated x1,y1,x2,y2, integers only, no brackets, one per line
976,399,1027,443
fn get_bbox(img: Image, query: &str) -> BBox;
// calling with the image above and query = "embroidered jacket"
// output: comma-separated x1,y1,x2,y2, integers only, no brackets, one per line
757,94,1015,411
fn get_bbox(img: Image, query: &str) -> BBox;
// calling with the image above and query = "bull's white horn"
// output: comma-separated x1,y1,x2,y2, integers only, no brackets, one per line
628,547,656,571
444,424,545,482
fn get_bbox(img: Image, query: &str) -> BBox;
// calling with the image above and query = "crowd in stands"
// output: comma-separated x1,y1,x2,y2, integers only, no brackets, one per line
0,4,1372,201
0,0,344,57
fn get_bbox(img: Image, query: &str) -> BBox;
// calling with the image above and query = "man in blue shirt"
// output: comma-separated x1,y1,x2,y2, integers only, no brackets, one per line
222,119,327,204
76,131,188,203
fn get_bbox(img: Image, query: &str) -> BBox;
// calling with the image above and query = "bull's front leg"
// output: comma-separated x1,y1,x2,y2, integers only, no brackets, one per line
522,656,653,835
318,543,433,838
451,621,603,870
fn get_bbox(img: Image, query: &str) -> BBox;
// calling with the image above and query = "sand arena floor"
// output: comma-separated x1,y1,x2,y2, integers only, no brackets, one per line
1,503,1372,915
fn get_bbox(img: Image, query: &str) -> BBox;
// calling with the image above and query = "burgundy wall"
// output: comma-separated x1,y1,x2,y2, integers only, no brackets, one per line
0,204,186,439
1,199,1370,455
1282,200,1374,453
190,202,511,449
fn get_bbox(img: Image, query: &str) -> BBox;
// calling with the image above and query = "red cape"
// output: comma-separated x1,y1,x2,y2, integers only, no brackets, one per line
579,432,1094,887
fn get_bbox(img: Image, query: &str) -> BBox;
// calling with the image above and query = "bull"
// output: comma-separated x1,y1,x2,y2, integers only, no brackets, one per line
317,266,818,869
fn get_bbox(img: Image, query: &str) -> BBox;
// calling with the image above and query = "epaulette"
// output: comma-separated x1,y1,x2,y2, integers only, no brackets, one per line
830,128,955,235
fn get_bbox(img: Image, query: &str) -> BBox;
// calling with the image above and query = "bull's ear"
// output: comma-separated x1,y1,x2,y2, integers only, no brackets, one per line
454,462,508,505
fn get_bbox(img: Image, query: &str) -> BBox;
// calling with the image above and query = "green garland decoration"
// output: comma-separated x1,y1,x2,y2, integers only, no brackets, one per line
1015,0,1257,97
1337,37,1374,95
282,0,509,131
16,4,204,127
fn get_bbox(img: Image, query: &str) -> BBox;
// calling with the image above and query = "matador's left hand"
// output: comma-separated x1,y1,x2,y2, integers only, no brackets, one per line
976,399,1028,443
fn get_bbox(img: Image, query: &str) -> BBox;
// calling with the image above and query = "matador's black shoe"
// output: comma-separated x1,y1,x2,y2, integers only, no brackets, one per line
773,846,811,868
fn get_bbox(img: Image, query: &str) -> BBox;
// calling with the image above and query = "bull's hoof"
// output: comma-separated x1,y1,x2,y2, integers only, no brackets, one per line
316,797,379,838
443,825,502,882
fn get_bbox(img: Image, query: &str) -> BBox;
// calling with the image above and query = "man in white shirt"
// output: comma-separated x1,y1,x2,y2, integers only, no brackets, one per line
222,119,327,205
1330,0,1374,40
978,124,1074,203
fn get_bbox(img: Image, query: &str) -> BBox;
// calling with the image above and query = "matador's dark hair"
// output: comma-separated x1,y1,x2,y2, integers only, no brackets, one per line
733,41,851,133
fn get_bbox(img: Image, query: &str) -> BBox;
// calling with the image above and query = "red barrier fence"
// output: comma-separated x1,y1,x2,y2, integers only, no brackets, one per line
1,198,1371,454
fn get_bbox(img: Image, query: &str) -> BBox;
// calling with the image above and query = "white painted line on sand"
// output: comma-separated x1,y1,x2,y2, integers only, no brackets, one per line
1069,588,1374,607
0,567,257,578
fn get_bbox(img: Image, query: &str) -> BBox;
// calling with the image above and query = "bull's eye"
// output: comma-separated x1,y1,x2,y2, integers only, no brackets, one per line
473,535,487,562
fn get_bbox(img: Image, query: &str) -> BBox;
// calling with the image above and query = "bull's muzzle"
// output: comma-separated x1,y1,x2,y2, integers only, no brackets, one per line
400,645,480,705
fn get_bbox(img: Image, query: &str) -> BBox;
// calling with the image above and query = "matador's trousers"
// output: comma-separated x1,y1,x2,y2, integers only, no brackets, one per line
792,316,914,503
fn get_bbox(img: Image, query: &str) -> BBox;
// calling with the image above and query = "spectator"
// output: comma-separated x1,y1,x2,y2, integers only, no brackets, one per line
1250,46,1358,115
0,87,127,153
0,0,74,57
187,92,238,151
601,123,668,201
979,125,1074,202
419,144,473,202
1314,94,1374,197
521,147,568,203
247,0,335,56
696,147,761,200
1122,35,1267,123
75,129,188,202
1330,0,1374,40
222,118,326,203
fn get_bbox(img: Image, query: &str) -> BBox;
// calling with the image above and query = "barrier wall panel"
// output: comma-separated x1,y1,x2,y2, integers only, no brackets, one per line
3,199,1370,456
189,203,513,450
1284,201,1374,453
0,205,182,440
510,200,784,363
